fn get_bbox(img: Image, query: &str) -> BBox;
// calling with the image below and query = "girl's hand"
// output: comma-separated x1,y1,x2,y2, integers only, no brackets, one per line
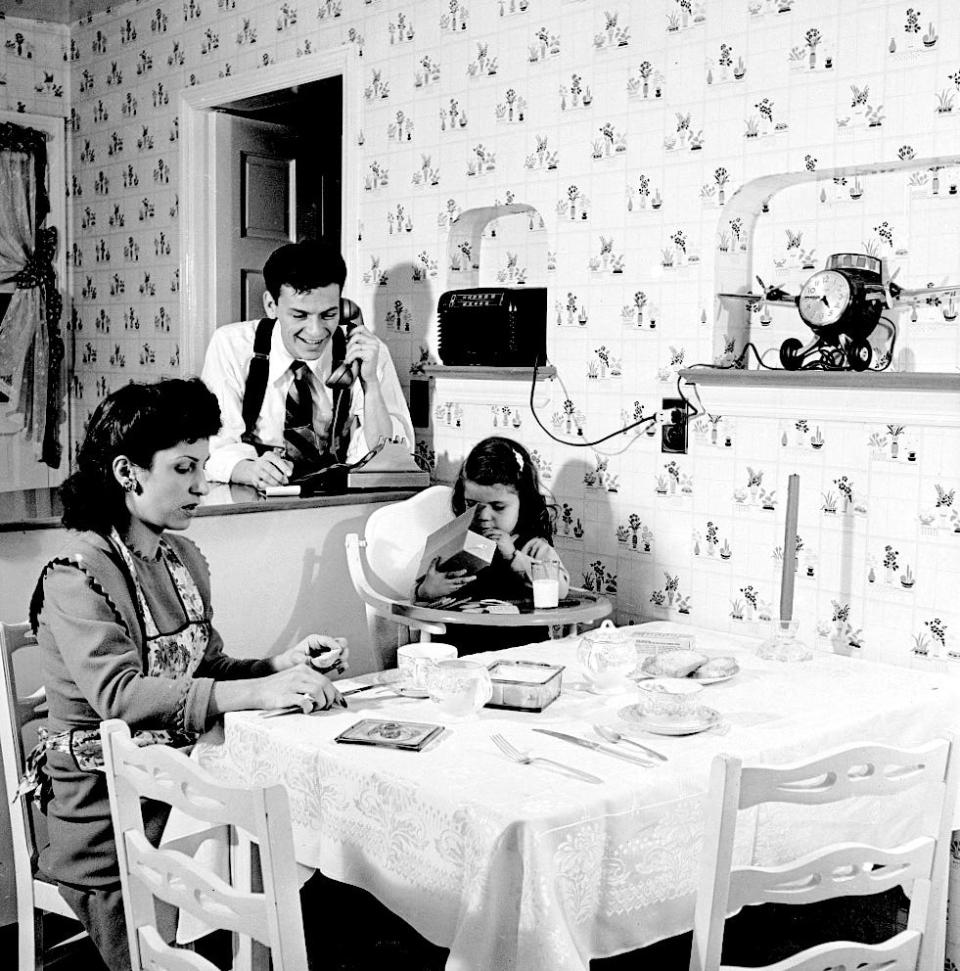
256,664,342,712
482,528,517,562
273,635,348,674
522,538,553,560
416,557,476,600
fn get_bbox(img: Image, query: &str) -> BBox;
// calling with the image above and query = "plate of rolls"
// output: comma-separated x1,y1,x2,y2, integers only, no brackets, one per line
636,650,739,684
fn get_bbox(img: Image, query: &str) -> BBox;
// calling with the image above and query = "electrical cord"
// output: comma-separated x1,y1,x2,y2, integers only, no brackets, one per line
527,360,701,450
528,360,656,447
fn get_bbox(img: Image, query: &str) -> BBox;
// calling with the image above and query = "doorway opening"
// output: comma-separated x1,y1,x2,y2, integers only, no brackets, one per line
213,76,343,323
179,48,358,375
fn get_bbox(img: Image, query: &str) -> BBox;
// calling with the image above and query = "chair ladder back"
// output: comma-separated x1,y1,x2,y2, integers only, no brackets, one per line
690,736,957,971
0,620,48,852
124,831,273,942
915,733,958,970
137,926,218,971
102,720,308,971
737,740,950,809
726,837,935,912
1,619,84,971
690,753,743,971
722,930,922,971
252,783,310,971
110,737,264,833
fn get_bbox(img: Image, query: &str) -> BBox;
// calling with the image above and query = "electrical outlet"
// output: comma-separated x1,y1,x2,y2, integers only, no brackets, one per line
661,397,687,454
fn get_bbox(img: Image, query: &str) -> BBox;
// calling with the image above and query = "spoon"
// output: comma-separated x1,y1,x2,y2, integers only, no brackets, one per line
593,724,668,762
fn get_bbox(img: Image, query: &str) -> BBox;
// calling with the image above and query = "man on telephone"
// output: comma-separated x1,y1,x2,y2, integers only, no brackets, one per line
201,240,414,489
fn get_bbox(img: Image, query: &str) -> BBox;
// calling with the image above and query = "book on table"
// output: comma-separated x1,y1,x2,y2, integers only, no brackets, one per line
334,718,443,751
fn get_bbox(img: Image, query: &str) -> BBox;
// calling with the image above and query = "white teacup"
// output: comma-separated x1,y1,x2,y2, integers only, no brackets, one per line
397,643,459,693
637,678,703,720
426,659,493,717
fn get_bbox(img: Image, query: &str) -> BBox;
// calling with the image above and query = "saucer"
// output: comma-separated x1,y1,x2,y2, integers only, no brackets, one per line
688,670,737,685
617,704,721,736
635,670,735,686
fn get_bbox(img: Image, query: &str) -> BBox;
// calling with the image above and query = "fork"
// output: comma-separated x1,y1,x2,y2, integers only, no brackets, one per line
490,733,603,784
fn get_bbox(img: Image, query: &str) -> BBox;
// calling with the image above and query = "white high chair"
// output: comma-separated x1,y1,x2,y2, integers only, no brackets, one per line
345,486,453,661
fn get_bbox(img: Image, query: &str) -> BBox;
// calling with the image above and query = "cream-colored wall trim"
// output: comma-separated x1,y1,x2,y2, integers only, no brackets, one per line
179,46,360,377
684,382,960,427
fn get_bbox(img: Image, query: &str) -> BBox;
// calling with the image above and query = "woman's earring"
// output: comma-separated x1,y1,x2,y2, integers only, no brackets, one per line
123,478,141,495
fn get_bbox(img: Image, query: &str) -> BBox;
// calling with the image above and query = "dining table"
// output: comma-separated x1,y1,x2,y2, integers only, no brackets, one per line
186,621,960,971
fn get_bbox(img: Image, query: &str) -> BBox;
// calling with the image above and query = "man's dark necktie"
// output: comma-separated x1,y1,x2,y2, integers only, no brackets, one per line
284,361,325,472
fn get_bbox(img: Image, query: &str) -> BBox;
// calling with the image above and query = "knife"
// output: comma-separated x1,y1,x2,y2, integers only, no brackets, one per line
532,729,654,767
260,683,385,718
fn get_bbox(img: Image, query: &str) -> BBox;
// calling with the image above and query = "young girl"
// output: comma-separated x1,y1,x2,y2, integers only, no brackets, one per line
415,437,570,653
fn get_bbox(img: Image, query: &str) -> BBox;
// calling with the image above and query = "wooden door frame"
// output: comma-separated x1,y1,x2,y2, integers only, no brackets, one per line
179,47,359,376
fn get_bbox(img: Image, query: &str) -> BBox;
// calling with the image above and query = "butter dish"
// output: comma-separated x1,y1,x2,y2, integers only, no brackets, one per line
486,659,564,711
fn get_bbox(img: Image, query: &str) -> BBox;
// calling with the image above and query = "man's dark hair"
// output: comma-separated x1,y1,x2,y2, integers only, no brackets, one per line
59,378,221,535
263,240,347,301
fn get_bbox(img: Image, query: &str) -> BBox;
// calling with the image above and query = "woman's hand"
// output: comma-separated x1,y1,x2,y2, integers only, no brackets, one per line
416,557,475,600
273,635,348,674
255,664,342,713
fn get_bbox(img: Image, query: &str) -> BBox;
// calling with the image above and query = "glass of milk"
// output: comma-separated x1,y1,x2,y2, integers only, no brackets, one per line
531,560,560,609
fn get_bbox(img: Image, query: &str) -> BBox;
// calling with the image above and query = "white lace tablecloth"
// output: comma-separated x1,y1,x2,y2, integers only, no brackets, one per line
193,623,960,971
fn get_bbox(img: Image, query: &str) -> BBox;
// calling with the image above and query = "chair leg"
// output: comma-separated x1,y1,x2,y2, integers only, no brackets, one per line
20,908,42,971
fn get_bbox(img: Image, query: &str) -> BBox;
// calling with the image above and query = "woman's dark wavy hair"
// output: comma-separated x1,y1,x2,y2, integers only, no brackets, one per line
59,377,221,535
452,437,556,542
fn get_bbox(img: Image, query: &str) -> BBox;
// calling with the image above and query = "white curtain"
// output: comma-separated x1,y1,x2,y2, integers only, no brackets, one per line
0,127,63,467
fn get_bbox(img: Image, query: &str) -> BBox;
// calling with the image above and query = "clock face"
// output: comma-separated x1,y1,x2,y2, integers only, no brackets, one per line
797,269,851,328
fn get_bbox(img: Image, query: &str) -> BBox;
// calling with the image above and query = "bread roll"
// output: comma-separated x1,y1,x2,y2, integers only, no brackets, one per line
692,656,739,679
641,650,708,678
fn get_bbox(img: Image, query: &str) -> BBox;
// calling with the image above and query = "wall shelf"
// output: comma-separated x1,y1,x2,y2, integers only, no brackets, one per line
678,368,960,427
419,364,556,380
679,369,960,393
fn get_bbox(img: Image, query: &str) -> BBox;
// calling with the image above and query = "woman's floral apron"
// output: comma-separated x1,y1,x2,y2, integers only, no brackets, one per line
20,531,209,803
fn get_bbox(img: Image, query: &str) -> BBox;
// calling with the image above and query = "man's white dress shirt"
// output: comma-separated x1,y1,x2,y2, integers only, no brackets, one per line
201,319,414,483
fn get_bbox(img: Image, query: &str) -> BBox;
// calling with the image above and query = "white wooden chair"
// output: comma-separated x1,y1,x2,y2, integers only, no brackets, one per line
0,620,85,970
100,719,308,971
345,485,452,656
690,736,958,971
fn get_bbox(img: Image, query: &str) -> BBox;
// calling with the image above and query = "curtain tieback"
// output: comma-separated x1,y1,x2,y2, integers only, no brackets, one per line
14,225,57,290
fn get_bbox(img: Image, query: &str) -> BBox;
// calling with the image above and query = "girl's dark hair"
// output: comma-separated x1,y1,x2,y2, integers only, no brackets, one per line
452,436,556,542
59,377,221,534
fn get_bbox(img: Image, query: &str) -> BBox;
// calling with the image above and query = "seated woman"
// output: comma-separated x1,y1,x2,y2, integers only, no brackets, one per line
413,436,570,654
28,378,346,971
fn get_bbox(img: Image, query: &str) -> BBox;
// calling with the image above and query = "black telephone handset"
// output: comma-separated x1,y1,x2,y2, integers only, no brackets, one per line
325,298,363,389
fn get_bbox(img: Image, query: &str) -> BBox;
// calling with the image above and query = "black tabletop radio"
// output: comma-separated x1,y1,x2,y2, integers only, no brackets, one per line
437,287,547,367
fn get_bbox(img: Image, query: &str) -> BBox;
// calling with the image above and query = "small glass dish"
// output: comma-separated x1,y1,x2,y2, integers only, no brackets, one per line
757,619,812,662
486,659,564,712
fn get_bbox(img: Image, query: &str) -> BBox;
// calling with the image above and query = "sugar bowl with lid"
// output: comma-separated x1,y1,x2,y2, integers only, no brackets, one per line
577,620,637,693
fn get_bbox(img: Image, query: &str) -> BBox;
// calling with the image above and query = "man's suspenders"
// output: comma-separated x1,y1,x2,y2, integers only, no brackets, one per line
239,317,351,462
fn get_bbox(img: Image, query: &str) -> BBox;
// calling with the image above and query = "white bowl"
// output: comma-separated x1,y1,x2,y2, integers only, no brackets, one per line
636,677,704,719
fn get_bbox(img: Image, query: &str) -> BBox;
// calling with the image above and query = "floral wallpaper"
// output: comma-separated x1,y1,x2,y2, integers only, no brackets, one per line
2,0,959,673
